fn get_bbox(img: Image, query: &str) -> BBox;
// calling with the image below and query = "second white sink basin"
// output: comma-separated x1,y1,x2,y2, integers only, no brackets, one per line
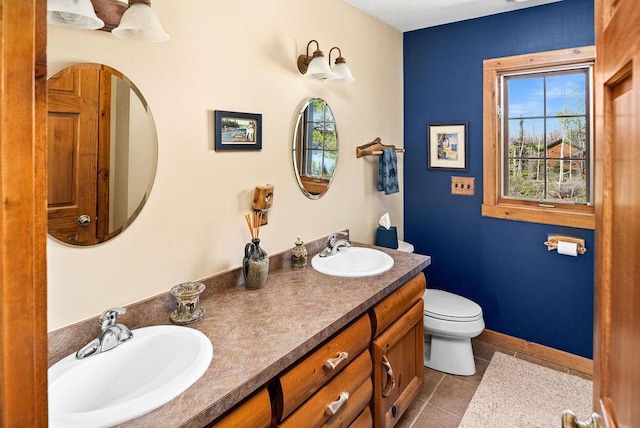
311,247,394,277
48,325,213,428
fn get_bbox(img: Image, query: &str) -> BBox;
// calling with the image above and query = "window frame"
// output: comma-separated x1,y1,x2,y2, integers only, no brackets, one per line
301,100,338,181
482,46,596,229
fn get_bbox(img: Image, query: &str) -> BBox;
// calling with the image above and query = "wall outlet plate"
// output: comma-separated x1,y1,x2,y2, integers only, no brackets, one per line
451,176,475,196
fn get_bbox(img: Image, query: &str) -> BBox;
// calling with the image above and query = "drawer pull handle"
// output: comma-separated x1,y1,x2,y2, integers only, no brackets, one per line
325,392,349,416
324,351,349,370
381,355,396,397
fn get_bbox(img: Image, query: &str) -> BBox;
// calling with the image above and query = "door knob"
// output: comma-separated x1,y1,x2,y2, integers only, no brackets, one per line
77,215,91,227
562,410,603,428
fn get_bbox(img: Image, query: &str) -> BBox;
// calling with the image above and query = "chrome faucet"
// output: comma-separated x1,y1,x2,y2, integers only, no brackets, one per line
319,231,352,257
76,308,133,359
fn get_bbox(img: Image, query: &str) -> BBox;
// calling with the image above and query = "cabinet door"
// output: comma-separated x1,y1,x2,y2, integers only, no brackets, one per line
372,301,424,428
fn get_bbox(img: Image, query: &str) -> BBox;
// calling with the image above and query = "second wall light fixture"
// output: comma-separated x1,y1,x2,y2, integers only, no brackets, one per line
297,40,355,83
47,0,169,42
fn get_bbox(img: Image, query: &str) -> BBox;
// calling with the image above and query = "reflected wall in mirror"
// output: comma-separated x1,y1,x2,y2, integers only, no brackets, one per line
292,98,338,199
47,63,158,246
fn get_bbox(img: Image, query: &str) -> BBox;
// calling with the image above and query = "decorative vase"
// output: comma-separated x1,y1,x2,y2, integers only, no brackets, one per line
291,236,307,269
243,238,269,289
169,281,206,325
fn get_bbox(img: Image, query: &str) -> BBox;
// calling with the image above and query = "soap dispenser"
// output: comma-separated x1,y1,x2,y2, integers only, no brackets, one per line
291,236,307,269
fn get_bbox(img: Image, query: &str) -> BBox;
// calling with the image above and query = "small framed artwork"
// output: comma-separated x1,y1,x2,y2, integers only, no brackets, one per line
427,122,468,171
215,110,262,151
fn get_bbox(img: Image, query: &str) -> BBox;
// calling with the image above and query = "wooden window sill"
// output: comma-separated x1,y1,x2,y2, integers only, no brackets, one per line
482,203,595,229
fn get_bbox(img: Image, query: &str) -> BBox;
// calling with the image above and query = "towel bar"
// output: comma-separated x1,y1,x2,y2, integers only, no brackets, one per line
356,137,405,158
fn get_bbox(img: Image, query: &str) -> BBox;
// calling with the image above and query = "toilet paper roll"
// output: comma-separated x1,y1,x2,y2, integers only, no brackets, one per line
557,241,578,257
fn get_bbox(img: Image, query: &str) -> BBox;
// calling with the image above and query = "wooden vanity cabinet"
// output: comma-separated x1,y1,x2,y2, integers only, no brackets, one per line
211,273,426,428
278,314,372,427
210,387,272,428
280,351,372,428
350,407,374,427
370,273,426,428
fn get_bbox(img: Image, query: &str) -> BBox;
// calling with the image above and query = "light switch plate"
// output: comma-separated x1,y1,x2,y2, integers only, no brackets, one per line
451,176,475,196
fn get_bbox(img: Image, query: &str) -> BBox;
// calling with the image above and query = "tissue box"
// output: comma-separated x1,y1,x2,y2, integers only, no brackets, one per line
375,226,398,249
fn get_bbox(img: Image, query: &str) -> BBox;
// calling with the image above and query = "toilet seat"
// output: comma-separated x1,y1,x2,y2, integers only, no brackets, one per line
423,289,483,322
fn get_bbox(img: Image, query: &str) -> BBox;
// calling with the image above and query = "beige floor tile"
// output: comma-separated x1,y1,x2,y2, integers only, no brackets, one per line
406,338,583,427
415,367,446,401
395,397,427,428
398,367,445,427
449,357,489,387
428,375,477,416
411,404,461,428
471,338,516,361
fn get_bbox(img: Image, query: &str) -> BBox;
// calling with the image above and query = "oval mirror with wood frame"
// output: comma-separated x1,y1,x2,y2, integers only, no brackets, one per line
47,63,158,246
292,98,339,199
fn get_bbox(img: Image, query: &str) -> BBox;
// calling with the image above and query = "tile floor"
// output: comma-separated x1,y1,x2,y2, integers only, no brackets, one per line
396,338,593,428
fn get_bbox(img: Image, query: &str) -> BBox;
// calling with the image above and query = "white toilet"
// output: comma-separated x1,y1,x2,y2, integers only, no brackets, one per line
395,240,484,376
422,289,484,375
396,240,414,253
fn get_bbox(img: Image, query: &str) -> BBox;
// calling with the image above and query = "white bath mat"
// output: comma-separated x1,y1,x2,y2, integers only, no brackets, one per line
458,352,592,427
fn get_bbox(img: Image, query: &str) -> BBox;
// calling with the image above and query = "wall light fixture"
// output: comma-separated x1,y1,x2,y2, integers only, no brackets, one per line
47,0,105,30
328,47,355,83
47,0,169,42
297,40,355,83
297,40,335,79
112,0,169,42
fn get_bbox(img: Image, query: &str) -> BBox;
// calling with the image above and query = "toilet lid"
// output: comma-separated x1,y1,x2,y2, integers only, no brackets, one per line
423,289,483,322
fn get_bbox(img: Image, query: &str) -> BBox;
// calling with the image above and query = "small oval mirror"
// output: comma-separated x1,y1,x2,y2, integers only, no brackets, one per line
292,98,338,199
47,63,158,246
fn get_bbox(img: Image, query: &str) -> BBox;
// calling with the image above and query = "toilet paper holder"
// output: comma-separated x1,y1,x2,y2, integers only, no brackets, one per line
544,234,587,255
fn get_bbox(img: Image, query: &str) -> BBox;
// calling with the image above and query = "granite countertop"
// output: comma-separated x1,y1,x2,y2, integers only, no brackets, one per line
48,237,431,427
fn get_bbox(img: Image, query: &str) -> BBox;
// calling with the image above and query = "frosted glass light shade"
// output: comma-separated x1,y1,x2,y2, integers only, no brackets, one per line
47,0,105,30
330,62,355,83
112,3,169,42
305,56,335,79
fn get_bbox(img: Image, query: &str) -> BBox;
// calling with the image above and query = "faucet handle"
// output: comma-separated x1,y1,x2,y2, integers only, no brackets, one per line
99,307,126,329
327,231,348,245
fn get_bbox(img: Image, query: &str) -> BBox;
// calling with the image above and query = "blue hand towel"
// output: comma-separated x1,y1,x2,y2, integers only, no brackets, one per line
377,148,399,195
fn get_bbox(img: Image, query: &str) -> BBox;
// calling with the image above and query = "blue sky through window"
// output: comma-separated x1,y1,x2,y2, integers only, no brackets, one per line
506,71,586,137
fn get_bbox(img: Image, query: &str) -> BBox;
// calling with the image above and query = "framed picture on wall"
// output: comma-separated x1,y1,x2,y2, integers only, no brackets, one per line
215,110,262,151
427,122,468,170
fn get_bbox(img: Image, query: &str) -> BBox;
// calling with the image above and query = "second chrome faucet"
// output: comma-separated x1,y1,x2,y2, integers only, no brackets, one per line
76,307,133,359
319,231,352,257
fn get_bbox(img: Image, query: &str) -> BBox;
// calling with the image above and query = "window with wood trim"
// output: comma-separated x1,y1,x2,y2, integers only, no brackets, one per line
482,46,596,229
299,99,338,181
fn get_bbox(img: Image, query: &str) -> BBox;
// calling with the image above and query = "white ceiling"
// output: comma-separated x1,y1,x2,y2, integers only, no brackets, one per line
343,0,562,32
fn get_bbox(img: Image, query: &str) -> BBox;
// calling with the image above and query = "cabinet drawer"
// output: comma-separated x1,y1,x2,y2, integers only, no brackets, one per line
211,387,271,428
280,351,373,428
349,406,373,428
279,314,372,419
371,273,425,338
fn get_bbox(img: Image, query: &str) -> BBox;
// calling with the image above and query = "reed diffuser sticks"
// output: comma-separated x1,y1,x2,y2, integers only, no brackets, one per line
244,210,263,240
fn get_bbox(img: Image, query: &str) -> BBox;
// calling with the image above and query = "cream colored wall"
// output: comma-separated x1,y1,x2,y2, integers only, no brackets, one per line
47,0,404,331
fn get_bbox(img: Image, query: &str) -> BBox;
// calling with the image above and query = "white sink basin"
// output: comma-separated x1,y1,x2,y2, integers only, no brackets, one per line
311,247,394,277
48,325,213,428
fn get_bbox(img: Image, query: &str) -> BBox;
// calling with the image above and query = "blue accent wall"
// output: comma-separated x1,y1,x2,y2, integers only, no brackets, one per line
403,0,595,358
